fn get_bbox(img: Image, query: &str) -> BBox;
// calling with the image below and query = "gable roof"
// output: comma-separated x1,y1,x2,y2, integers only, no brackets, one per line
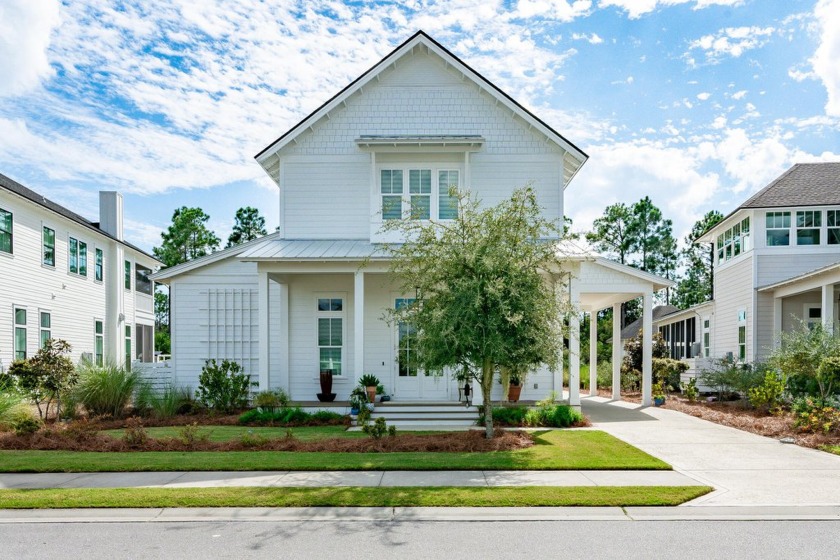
255,30,588,183
740,163,840,209
0,172,158,262
620,305,680,340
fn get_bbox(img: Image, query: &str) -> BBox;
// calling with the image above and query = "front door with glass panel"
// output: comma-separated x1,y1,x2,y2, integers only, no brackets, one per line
393,298,449,400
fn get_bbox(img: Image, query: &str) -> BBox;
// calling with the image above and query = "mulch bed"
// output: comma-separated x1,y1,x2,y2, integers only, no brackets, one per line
0,426,533,453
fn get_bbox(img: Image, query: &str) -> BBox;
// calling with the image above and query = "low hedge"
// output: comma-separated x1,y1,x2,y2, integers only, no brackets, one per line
238,407,347,426
478,404,584,428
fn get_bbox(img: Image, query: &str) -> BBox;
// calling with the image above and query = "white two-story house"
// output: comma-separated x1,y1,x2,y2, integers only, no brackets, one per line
153,31,672,407
654,162,840,373
0,173,160,370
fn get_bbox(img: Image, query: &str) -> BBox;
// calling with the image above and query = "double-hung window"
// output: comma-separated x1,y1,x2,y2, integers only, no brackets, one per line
43,227,55,266
438,170,459,219
317,297,344,375
796,210,821,245
408,169,432,220
39,311,51,348
125,325,132,368
0,208,12,254
124,260,132,290
14,307,26,360
94,320,104,366
69,237,87,276
381,170,404,220
829,210,840,245
765,212,790,246
95,248,104,282
702,317,711,358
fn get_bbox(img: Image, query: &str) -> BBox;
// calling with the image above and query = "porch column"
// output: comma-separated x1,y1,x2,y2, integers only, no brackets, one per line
589,311,598,396
823,283,835,333
569,287,581,406
641,290,653,407
612,303,621,400
773,296,782,349
354,271,365,385
278,282,290,392
258,271,270,391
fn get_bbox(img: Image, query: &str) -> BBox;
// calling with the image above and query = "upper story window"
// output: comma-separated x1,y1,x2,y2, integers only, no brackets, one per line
95,248,104,282
69,237,87,276
14,307,26,360
43,227,55,266
796,210,821,245
716,216,751,264
380,167,460,221
829,210,840,245
765,211,791,247
0,208,11,254
135,264,153,296
124,260,132,290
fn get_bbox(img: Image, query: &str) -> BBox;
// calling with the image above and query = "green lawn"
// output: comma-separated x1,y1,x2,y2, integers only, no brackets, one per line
0,430,670,472
822,445,840,456
0,485,711,509
103,425,361,442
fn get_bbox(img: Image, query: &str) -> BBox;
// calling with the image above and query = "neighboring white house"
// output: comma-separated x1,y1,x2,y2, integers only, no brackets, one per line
0,173,160,370
654,162,840,376
153,31,672,407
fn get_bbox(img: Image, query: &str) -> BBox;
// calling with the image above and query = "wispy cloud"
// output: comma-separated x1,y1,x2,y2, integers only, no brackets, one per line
686,26,776,65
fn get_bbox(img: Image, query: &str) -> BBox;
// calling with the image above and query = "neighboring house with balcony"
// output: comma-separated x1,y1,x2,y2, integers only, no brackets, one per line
0,173,160,370
153,31,672,407
654,162,840,380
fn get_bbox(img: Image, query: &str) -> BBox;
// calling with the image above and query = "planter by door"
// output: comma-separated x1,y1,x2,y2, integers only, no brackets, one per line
365,386,377,406
508,384,522,403
317,370,336,402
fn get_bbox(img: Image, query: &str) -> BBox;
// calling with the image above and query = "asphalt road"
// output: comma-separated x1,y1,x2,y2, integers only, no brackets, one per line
2,520,839,559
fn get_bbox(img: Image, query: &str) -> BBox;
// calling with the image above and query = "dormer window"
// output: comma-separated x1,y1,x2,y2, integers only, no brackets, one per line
765,212,791,246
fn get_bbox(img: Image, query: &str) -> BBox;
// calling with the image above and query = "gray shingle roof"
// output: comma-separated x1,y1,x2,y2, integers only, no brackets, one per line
740,162,840,209
620,305,679,341
0,172,158,261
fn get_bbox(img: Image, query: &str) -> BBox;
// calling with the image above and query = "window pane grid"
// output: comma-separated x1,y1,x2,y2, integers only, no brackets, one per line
95,248,103,281
43,227,55,266
317,298,343,375
69,237,78,273
438,170,459,220
0,209,11,254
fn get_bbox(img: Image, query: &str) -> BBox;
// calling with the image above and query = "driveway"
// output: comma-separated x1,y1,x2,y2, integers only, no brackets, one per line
583,396,840,506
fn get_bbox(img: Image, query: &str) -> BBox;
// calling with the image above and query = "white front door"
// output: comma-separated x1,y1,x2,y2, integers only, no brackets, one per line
392,298,450,401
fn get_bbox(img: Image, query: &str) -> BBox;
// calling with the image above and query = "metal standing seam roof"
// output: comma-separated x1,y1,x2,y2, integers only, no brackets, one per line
239,238,390,260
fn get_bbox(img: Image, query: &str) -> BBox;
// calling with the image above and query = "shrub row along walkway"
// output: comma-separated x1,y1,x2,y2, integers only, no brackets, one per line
0,469,698,489
582,396,840,507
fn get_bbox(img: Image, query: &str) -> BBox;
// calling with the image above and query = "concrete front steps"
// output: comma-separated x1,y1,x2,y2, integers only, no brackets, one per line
362,402,480,429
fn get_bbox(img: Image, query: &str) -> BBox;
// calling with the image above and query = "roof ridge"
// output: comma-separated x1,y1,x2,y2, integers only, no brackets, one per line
738,164,800,210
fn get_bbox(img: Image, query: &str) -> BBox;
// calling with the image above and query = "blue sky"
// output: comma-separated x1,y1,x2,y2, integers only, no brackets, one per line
1,0,839,252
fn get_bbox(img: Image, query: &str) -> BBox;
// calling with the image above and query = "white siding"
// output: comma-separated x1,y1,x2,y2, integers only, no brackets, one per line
278,49,566,241
0,190,155,368
711,255,754,362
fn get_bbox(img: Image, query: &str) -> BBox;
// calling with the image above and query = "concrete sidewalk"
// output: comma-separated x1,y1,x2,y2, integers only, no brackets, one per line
0,469,700,490
583,396,840,507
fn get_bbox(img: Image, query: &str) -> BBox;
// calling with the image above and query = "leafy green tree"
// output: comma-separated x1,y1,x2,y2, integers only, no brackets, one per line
628,196,675,275
226,206,267,248
585,203,633,265
153,207,220,268
9,339,77,419
672,210,724,309
385,187,567,438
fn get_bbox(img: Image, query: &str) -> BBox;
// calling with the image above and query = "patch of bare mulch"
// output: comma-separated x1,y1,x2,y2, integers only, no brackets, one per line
0,426,532,453
663,396,840,450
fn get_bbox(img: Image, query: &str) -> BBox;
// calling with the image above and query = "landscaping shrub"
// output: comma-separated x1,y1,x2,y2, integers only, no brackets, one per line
362,416,389,439
8,340,77,419
653,357,689,392
747,370,786,414
12,416,41,437
0,389,28,431
196,359,255,413
123,416,148,447
74,361,139,418
253,389,289,409
238,407,345,426
480,403,583,428
698,358,763,400
770,322,840,401
177,422,211,447
792,397,840,434
680,377,699,402
135,384,194,419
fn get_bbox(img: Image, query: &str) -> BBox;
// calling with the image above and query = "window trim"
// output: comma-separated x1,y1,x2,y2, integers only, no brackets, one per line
828,209,840,245
315,294,346,377
42,225,55,267
716,216,751,264
125,324,132,368
124,260,132,290
795,210,822,246
765,211,791,248
135,263,153,296
0,207,12,256
13,305,27,361
702,317,711,358
68,235,88,277
94,247,104,283
378,165,461,222
737,309,747,362
39,310,51,349
94,319,104,366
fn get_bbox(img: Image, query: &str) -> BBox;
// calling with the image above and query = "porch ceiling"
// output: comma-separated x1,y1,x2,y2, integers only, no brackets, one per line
578,292,642,313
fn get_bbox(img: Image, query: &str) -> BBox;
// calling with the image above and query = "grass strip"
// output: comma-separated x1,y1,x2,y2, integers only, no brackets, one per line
0,431,670,472
0,486,711,509
821,445,840,456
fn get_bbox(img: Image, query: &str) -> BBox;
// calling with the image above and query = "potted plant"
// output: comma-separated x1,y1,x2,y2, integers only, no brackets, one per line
358,373,380,406
653,380,666,407
317,370,336,402
349,386,367,415
508,370,524,403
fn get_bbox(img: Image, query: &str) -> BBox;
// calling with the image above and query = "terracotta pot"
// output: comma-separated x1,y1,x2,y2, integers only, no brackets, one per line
508,384,522,403
366,386,377,405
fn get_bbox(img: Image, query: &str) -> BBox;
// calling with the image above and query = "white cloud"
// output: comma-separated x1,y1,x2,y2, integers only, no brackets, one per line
0,0,60,96
731,89,748,99
687,26,775,64
812,0,840,116
598,0,742,19
515,0,592,20
571,32,604,44
712,115,727,129
697,92,711,100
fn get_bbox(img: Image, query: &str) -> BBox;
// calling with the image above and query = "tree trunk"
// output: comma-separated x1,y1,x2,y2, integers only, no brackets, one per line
482,359,495,439
500,366,511,402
